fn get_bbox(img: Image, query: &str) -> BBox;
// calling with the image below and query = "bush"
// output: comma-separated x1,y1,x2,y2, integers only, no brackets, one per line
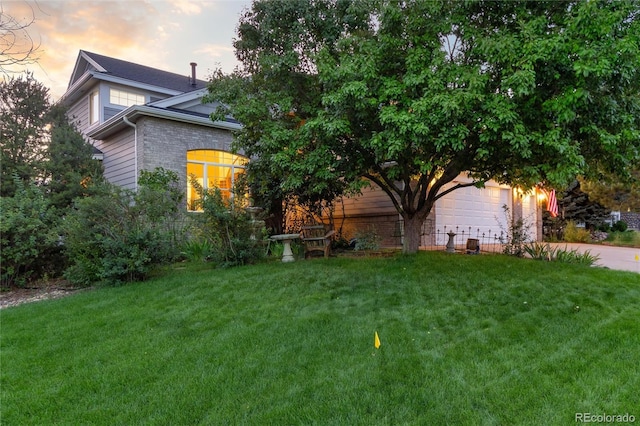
563,221,591,243
353,226,382,251
0,179,62,286
612,220,628,232
191,182,265,267
64,169,185,286
499,205,533,257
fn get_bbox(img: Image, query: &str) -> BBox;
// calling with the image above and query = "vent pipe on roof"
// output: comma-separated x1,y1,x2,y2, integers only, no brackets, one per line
190,62,197,86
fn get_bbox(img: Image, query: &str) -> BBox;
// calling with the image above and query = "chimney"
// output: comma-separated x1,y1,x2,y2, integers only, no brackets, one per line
190,62,197,87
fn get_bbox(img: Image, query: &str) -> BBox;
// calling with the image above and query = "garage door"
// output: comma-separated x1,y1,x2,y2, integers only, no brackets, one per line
432,185,511,245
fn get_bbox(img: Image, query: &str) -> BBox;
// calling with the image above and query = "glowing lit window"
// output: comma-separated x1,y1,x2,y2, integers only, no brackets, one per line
186,150,247,211
109,89,145,107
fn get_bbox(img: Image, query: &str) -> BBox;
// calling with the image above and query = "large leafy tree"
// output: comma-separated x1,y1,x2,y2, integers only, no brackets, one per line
579,172,640,213
208,0,640,253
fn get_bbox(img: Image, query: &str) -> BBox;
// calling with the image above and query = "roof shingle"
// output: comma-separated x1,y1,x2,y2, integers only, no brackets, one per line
82,50,208,93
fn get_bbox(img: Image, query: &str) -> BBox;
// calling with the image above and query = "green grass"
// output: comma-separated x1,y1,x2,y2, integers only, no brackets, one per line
2,253,639,425
605,230,640,248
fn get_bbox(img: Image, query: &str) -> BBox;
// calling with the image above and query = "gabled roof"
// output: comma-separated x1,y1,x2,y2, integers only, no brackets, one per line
68,50,208,93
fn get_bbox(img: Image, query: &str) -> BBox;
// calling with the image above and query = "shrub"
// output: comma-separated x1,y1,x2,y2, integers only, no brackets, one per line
563,221,591,243
63,169,185,286
191,181,265,267
353,226,382,251
499,205,533,258
612,220,628,232
0,179,62,286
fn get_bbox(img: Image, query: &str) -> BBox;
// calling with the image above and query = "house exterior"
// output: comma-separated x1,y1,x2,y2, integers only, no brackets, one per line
62,50,542,247
60,50,245,209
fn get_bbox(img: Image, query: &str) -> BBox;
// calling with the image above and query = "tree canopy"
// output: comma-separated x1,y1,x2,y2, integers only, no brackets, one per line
0,72,50,196
207,0,640,253
579,171,640,213
1,73,100,202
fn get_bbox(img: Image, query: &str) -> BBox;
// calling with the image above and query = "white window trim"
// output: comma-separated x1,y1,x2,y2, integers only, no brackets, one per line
186,152,247,211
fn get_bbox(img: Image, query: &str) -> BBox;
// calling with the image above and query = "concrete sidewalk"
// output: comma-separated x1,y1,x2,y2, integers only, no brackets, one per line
549,243,640,274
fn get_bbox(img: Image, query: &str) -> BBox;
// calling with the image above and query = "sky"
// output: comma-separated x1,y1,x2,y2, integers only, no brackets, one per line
2,0,253,100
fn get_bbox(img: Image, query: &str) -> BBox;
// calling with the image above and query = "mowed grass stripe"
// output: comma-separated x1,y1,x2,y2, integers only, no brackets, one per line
2,252,638,425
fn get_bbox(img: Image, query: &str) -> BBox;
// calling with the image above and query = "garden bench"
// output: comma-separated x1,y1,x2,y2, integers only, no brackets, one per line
300,224,335,259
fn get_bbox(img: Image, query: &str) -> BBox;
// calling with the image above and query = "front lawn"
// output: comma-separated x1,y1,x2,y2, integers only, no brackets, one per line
2,252,639,425
604,230,640,248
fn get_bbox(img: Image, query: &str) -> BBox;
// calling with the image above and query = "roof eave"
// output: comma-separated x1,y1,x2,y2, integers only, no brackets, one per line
87,105,241,140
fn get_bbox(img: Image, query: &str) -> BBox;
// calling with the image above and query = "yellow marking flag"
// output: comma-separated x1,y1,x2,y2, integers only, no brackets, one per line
374,331,381,349
635,254,639,262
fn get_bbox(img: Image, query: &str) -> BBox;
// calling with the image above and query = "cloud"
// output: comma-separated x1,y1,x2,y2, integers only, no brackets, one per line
195,43,234,59
2,0,249,99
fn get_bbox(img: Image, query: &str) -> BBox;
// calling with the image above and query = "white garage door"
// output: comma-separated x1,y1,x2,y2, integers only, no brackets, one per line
432,185,511,245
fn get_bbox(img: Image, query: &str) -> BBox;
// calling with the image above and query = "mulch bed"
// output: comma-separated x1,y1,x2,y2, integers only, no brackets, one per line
0,280,88,310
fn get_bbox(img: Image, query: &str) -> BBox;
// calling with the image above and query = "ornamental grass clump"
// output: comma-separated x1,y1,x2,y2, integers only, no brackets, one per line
524,242,600,267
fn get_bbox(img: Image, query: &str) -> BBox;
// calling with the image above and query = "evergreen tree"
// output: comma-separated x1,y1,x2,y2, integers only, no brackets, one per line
44,105,103,210
0,72,50,196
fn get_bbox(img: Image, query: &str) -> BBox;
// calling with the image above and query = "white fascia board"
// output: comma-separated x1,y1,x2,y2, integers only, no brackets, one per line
80,51,107,72
67,51,106,89
58,72,94,105
87,105,241,139
148,89,208,108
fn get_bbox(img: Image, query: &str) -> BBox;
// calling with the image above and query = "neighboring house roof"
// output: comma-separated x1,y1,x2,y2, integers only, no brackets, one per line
91,145,104,161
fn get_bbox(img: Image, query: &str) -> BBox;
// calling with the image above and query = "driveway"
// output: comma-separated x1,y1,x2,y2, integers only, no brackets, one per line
549,243,640,274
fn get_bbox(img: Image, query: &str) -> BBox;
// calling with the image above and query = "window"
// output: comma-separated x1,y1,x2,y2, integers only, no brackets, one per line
89,91,99,124
186,150,247,211
109,89,145,107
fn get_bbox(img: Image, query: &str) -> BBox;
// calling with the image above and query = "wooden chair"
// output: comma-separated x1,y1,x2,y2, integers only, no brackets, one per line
466,238,480,254
300,224,335,259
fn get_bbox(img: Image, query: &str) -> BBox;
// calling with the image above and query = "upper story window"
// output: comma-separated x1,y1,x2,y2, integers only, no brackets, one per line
89,91,99,125
187,150,248,211
109,89,145,107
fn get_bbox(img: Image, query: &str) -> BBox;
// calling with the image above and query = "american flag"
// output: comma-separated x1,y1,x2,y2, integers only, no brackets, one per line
546,189,558,218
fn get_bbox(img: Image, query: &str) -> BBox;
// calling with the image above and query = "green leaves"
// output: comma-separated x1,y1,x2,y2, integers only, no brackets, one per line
209,0,640,252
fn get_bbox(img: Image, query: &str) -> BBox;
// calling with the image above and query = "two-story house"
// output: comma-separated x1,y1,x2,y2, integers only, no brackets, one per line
62,50,542,246
60,50,245,210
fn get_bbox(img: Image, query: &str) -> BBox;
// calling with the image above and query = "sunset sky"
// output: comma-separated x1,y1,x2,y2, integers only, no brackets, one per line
3,0,252,100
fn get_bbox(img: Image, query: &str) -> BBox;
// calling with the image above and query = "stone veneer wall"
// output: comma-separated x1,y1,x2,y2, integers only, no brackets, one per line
137,117,236,191
620,212,640,230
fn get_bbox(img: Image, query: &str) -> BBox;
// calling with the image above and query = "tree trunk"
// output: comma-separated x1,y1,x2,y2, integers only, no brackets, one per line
402,214,424,254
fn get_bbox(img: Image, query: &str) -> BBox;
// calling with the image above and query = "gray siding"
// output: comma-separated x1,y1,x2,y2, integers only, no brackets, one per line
330,184,403,246
67,96,90,134
96,128,136,190
335,185,398,217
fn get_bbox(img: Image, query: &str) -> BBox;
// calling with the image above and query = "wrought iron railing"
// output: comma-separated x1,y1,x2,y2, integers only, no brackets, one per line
425,226,506,254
